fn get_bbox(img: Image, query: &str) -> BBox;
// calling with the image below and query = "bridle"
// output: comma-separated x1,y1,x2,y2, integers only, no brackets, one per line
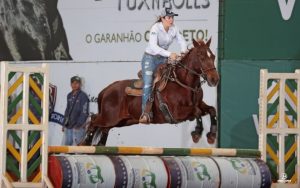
167,46,216,92
176,61,216,81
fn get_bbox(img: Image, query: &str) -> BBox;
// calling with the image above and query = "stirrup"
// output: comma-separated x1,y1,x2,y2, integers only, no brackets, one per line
139,113,151,124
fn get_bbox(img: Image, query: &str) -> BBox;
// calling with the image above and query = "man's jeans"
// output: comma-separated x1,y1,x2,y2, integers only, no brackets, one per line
141,53,167,112
63,126,85,145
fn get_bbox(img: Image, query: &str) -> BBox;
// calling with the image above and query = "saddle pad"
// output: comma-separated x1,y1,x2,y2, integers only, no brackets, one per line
125,87,142,96
133,79,143,89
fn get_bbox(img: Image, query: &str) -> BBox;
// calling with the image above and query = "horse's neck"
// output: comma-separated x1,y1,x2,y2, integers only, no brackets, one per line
175,58,200,88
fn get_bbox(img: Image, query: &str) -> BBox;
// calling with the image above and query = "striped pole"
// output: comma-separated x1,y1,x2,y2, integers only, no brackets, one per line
48,146,261,158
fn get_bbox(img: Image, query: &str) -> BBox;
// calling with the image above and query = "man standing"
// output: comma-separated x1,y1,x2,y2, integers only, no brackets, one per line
63,76,89,145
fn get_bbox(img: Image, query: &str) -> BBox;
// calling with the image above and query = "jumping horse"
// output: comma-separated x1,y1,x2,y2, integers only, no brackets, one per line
81,38,219,146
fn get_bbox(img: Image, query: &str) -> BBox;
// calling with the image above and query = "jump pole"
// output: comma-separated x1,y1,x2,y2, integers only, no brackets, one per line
48,146,261,157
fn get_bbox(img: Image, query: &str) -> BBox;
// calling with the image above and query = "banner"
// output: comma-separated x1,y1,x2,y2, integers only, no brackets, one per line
58,0,219,61
0,0,219,147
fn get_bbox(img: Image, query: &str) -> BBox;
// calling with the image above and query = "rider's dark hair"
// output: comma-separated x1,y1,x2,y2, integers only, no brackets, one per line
150,16,163,29
155,16,163,23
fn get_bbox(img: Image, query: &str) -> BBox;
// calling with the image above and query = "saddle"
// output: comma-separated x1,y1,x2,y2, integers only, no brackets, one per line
125,63,171,96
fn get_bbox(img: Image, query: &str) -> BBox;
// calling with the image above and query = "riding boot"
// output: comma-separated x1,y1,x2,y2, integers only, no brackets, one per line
139,98,154,124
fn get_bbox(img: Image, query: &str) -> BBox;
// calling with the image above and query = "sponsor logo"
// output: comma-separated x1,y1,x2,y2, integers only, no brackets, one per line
277,173,292,183
49,83,57,115
228,159,255,175
192,162,211,181
278,0,296,20
86,163,104,184
49,83,65,125
88,94,98,103
142,169,157,188
117,0,211,11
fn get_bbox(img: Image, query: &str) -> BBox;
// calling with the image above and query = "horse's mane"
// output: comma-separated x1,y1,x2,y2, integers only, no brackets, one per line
179,39,207,63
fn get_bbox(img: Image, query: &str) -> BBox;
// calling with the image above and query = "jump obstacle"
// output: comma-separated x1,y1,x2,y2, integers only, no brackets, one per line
259,69,300,187
0,62,297,187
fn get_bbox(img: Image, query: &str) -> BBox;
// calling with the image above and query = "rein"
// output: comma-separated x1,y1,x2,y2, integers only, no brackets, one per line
167,60,216,93
170,68,201,92
177,61,216,79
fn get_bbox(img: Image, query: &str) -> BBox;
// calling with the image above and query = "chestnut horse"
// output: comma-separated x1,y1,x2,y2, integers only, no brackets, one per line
81,39,219,146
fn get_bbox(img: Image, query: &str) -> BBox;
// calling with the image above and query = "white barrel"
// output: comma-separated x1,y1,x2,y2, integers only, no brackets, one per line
110,156,168,188
49,155,115,188
212,157,271,188
179,156,220,188
126,156,168,188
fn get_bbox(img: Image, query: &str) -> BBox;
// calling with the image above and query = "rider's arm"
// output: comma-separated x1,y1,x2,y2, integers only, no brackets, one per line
148,26,171,57
175,27,187,53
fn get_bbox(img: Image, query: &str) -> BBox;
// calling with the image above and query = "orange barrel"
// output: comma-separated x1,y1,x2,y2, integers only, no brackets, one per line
179,156,220,188
110,156,168,188
48,155,115,188
211,157,272,188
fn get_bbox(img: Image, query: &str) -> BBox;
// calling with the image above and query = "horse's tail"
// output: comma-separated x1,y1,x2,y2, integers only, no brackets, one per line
97,90,104,114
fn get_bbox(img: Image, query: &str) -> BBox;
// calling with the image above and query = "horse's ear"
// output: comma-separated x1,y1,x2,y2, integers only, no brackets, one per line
193,39,200,47
206,37,212,47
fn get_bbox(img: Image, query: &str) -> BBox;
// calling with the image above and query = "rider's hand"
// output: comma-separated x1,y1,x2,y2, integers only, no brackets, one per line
169,53,177,61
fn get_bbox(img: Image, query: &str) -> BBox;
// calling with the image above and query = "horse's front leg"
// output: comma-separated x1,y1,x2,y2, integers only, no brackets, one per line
200,101,217,144
191,117,204,143
173,105,204,143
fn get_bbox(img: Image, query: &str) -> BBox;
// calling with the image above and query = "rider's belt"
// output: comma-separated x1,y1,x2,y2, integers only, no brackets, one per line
144,52,165,59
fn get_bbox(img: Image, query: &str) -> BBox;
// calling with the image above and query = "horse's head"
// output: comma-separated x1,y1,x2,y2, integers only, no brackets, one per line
188,38,219,87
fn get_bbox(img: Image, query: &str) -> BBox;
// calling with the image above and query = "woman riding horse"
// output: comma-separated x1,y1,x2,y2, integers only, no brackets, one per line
81,37,219,146
140,8,187,123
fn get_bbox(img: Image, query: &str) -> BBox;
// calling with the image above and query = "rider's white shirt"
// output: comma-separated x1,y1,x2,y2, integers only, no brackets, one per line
145,22,187,57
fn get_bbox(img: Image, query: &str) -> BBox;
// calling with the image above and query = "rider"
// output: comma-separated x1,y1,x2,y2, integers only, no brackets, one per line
140,8,187,124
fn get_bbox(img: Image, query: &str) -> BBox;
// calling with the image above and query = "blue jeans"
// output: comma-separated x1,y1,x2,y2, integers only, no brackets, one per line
141,53,167,112
63,127,86,145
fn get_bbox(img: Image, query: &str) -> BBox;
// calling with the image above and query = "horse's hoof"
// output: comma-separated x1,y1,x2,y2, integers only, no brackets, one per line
191,131,201,143
206,132,216,144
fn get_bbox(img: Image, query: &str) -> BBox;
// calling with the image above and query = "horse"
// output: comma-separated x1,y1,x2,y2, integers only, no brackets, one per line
0,0,71,61
81,38,219,146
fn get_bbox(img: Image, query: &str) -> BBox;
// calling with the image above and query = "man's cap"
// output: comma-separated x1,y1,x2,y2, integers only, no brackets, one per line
71,76,81,83
160,8,178,17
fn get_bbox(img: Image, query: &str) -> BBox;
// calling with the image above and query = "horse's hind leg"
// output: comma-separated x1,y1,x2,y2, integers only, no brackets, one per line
99,129,109,146
200,102,217,144
90,128,109,146
191,118,204,143
79,114,98,146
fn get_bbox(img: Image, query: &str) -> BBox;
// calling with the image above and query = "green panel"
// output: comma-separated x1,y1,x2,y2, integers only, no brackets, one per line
223,0,300,59
219,60,300,149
